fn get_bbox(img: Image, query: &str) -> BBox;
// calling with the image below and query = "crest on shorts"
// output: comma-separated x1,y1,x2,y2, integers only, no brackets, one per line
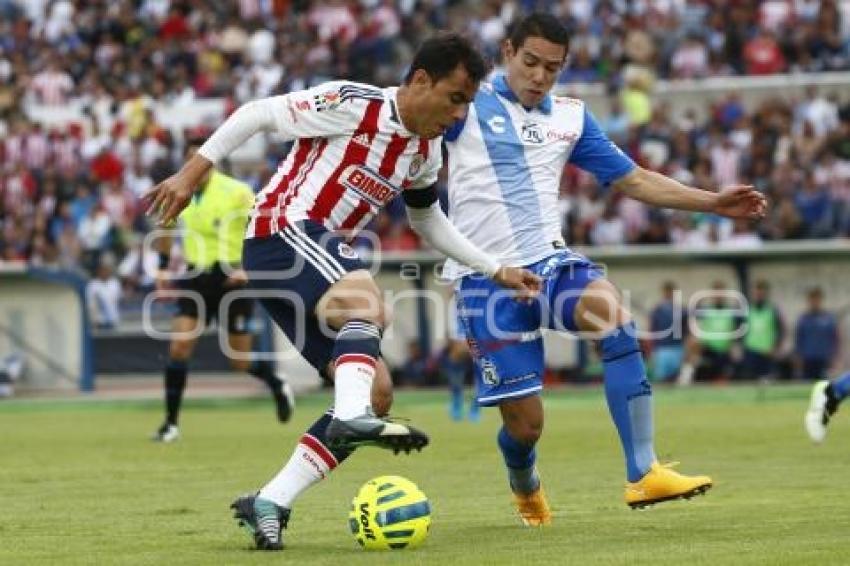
338,242,358,260
481,359,500,386
408,154,425,178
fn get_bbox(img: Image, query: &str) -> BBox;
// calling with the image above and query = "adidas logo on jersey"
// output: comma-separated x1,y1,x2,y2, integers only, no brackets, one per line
351,133,372,147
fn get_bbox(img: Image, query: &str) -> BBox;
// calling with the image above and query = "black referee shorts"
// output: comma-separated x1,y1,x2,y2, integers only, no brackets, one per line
175,263,254,334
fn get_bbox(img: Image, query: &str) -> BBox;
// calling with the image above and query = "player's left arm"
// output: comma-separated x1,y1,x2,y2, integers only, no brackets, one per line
613,167,766,220
569,107,766,219
403,186,541,300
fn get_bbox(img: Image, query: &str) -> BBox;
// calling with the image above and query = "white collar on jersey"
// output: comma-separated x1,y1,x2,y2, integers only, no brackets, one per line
492,74,553,114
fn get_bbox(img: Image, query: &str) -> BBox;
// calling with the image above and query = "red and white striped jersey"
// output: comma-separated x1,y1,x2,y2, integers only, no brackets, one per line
246,81,441,239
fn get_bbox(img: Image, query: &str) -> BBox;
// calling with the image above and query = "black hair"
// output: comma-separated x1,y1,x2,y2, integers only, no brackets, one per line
508,12,570,52
404,32,486,85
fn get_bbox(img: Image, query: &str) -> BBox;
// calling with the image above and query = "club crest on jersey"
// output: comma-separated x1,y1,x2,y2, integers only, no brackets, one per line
314,90,342,112
481,359,500,386
521,122,544,144
338,242,358,260
340,165,399,206
408,154,425,177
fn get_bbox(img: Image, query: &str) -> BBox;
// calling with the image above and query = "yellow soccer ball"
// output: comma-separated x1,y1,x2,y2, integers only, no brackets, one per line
348,475,431,550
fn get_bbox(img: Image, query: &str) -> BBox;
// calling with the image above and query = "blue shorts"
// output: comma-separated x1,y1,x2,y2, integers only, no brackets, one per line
652,345,683,381
456,252,604,406
242,220,366,372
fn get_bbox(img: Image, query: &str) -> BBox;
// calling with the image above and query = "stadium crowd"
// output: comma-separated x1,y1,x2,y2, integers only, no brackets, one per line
0,0,849,302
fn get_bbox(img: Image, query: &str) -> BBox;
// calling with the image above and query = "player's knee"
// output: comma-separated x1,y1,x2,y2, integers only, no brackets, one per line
169,340,193,361
323,278,388,330
504,417,543,446
507,425,541,446
516,422,543,445
576,280,631,334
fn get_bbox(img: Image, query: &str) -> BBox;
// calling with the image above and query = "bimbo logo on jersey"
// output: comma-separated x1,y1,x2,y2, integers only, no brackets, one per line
340,165,399,206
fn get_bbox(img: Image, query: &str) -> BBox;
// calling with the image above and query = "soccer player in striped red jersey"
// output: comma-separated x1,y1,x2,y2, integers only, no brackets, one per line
145,33,541,550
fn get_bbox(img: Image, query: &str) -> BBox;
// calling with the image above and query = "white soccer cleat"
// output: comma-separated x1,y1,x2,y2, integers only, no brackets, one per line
152,423,180,443
805,380,832,443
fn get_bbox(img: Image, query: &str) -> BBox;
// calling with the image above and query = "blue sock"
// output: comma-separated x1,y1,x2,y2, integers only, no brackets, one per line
468,398,480,422
445,359,465,420
601,322,657,482
497,426,539,493
832,372,850,401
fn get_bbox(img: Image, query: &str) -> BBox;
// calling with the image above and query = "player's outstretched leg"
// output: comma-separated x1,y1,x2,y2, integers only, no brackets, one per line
248,360,295,423
152,359,187,442
498,397,551,526
231,494,291,551
232,409,353,550
600,321,712,508
805,373,850,443
325,320,428,453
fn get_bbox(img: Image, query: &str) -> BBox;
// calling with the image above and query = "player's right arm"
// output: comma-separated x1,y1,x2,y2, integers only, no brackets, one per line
144,82,359,225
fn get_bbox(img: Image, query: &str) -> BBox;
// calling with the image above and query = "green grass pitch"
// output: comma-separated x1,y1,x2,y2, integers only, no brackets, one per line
2,385,849,565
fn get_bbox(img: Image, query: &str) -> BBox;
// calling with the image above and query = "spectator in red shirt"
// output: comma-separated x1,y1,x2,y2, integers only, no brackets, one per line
743,30,786,74
90,147,124,184
159,7,190,40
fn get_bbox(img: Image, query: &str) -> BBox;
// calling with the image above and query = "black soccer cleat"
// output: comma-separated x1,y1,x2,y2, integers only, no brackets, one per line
231,494,291,551
325,412,429,453
272,376,295,423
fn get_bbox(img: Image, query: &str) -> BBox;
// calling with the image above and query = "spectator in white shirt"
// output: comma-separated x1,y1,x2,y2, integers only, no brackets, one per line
670,35,709,79
78,204,112,272
87,257,122,329
28,57,74,105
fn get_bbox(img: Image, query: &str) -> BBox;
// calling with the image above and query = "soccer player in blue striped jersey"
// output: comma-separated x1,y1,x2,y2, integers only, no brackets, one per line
442,13,767,521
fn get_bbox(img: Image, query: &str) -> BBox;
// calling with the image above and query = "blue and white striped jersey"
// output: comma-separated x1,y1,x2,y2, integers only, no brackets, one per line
442,75,636,279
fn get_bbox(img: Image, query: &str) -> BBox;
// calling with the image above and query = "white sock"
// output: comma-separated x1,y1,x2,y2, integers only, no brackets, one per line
259,433,339,508
677,363,695,387
333,355,375,420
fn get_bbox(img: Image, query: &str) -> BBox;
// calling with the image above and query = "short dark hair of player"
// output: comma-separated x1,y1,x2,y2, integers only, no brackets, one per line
404,32,487,85
509,12,570,52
